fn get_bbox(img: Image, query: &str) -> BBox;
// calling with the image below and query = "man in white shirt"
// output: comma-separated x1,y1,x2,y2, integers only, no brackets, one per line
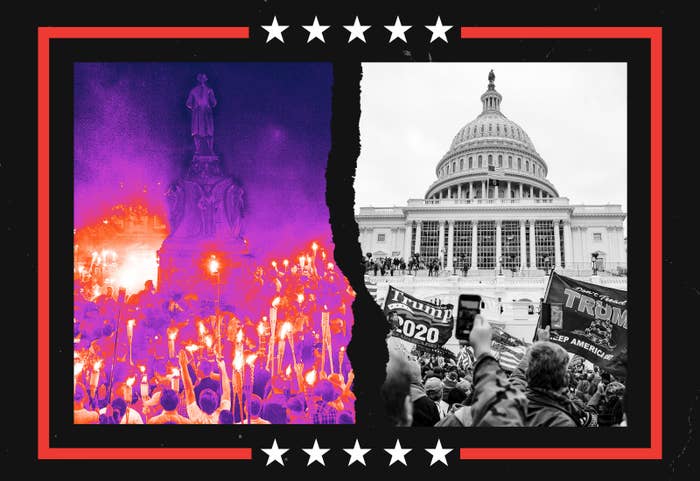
179,349,231,424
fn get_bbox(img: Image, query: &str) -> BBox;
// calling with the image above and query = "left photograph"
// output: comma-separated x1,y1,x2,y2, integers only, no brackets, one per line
72,63,355,425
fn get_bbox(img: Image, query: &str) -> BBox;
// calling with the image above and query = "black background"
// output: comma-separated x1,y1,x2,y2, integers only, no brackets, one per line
7,2,697,479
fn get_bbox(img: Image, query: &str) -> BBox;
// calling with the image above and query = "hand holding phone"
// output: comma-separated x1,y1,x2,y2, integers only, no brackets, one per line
455,294,481,340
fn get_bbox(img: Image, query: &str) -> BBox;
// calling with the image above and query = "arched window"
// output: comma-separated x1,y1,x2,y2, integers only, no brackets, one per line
469,157,473,168
498,155,503,167
460,158,464,170
525,160,529,171
478,155,483,168
452,161,456,173
508,156,513,168
488,154,493,166
517,157,522,170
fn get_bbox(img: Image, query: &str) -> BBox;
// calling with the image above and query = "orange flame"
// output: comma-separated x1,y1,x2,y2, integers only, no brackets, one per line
283,259,289,267
74,362,84,376
126,376,136,387
171,367,180,377
327,262,334,270
198,322,206,336
257,322,265,336
233,352,244,371
297,293,304,304
185,344,200,353
271,260,277,268
93,360,103,371
204,335,213,348
305,369,317,386
127,319,136,329
271,296,281,308
139,365,146,374
306,255,312,264
167,327,178,341
236,329,244,343
285,365,292,377
246,353,257,366
208,256,220,274
311,242,318,252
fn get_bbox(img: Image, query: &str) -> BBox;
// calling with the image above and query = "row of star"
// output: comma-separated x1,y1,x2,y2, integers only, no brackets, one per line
262,438,453,467
262,16,453,43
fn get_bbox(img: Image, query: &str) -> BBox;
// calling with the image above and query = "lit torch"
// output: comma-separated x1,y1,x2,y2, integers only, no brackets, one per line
90,359,102,396
139,365,149,400
305,368,317,389
233,352,244,422
125,376,135,403
282,259,289,273
170,367,180,392
267,298,280,373
339,346,346,374
167,327,178,359
245,354,257,425
127,319,135,365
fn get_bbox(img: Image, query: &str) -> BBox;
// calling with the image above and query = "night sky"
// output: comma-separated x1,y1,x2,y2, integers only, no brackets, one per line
74,62,333,257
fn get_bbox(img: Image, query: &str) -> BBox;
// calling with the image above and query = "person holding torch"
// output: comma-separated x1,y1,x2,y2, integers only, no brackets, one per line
179,349,231,424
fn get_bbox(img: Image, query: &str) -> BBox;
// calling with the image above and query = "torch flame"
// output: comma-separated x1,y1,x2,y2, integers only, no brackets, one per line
198,322,206,336
93,360,103,371
283,259,289,267
306,255,312,264
236,329,244,343
305,369,317,386
168,328,178,341
127,319,136,328
185,344,200,353
171,368,180,377
312,242,318,252
205,335,213,348
74,362,84,376
139,365,146,374
280,321,292,339
257,322,265,336
285,365,292,377
297,293,304,304
271,296,281,308
233,352,244,371
126,376,135,387
208,255,220,274
246,353,257,366
271,260,277,268
327,262,334,270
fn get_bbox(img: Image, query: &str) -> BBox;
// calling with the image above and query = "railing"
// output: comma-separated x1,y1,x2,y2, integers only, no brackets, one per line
406,197,570,207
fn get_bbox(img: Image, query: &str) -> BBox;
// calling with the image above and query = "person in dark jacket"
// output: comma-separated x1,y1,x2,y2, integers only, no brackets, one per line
509,331,593,427
407,360,440,426
588,381,625,426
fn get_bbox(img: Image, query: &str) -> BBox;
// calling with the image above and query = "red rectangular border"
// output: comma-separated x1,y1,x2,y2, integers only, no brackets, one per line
459,26,662,460
37,26,251,460
38,25,661,460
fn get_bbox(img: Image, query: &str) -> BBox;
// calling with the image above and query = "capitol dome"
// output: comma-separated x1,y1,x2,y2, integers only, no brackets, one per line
425,71,558,200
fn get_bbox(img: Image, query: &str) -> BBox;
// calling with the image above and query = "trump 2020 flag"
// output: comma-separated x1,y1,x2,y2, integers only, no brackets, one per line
543,271,628,377
383,285,454,358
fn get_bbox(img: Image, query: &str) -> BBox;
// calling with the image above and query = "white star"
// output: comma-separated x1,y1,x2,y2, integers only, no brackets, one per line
261,16,289,43
425,439,452,466
261,439,288,466
302,16,330,43
343,16,371,43
384,16,412,43
344,439,371,466
425,16,452,43
385,439,411,466
303,438,330,466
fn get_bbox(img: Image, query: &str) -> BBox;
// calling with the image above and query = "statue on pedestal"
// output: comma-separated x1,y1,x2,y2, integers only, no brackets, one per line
186,73,217,153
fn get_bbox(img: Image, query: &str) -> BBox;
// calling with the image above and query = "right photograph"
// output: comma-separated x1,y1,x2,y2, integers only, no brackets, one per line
355,63,628,428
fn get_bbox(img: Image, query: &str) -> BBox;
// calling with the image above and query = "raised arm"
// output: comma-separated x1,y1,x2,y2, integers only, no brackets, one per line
179,349,196,406
217,357,231,406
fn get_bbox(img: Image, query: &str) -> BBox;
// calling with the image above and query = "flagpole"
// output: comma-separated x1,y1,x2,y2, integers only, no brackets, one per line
533,270,556,342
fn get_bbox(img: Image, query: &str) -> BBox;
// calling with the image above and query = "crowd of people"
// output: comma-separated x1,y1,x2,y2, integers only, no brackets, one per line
73,241,356,425
363,255,447,277
383,318,626,427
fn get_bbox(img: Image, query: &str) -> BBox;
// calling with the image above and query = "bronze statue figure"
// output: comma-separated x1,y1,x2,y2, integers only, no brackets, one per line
186,73,217,153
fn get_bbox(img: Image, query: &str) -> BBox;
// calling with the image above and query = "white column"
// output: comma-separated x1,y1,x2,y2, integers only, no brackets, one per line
438,221,446,267
519,183,523,198
507,181,512,198
403,222,413,259
496,220,502,272
447,221,455,271
554,220,562,268
457,184,462,199
529,219,537,269
414,221,422,254
470,221,478,271
481,180,486,199
580,227,589,266
563,220,573,269
519,219,527,270
470,181,475,199
606,227,615,264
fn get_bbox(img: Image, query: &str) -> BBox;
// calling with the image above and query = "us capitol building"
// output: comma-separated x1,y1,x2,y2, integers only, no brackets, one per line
356,71,627,342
